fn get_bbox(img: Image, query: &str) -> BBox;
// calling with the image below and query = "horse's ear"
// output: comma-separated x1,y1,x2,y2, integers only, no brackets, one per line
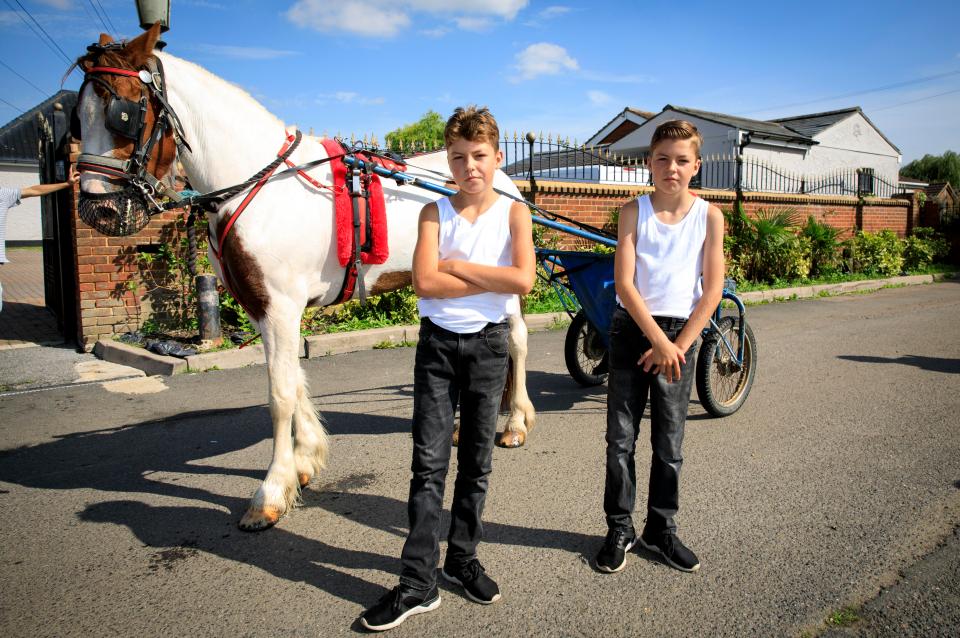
98,33,114,46
126,22,162,66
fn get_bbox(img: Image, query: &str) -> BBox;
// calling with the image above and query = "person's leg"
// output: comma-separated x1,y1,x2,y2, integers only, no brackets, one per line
645,337,696,534
446,321,509,565
603,307,650,531
399,319,460,592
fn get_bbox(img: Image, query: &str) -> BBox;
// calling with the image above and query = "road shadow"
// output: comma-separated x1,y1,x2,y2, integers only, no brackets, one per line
837,354,960,374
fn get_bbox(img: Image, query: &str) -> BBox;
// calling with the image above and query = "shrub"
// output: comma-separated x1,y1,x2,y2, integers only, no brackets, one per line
801,215,843,277
850,230,904,276
740,207,804,283
903,227,950,271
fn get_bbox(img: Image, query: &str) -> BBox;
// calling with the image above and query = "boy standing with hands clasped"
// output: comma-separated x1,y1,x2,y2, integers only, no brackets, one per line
596,120,724,574
361,106,535,631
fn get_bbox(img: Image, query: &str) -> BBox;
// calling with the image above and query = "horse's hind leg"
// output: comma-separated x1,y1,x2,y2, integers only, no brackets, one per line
498,312,536,448
239,298,306,531
293,367,329,488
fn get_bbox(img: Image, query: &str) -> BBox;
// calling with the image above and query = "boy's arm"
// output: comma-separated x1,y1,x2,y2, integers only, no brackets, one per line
21,167,78,198
438,201,536,295
412,202,486,299
673,204,725,352
615,199,689,382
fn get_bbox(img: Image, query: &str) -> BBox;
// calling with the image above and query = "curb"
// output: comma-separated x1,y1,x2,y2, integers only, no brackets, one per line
92,273,954,377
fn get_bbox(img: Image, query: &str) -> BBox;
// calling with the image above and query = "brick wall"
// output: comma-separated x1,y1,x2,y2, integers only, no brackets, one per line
517,180,916,249
69,142,190,350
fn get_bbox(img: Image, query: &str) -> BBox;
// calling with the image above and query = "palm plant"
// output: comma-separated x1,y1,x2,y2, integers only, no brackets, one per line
741,208,800,282
801,215,842,277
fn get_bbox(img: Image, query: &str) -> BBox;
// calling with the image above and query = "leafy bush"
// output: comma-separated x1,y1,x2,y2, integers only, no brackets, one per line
739,208,805,283
903,227,950,271
801,215,843,277
849,230,904,276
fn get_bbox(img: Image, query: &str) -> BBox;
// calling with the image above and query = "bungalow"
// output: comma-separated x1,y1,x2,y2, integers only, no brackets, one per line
584,104,902,194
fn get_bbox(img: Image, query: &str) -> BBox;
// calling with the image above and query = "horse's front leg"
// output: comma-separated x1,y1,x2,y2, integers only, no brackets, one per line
497,312,536,448
239,299,307,531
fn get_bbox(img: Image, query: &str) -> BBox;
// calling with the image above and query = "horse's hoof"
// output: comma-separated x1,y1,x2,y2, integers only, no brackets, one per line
298,473,312,488
238,506,282,531
496,430,525,448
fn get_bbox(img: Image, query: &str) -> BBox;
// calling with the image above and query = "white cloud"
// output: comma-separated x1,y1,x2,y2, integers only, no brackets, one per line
34,0,71,9
317,91,385,106
581,70,657,84
511,42,578,82
455,16,493,31
286,0,527,37
539,5,572,19
287,1,411,38
193,44,300,60
587,90,612,106
420,26,449,37
0,10,20,26
405,0,527,19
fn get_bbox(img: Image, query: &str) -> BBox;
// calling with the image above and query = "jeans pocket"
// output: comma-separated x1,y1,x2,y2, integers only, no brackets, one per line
482,324,510,356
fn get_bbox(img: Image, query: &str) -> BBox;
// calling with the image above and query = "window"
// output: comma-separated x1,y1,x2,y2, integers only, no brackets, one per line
857,168,875,195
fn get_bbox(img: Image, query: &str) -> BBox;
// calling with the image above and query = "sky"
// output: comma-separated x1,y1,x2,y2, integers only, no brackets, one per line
1,0,958,164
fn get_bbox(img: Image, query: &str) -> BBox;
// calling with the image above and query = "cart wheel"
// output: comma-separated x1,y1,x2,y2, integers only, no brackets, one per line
564,310,608,387
695,317,757,417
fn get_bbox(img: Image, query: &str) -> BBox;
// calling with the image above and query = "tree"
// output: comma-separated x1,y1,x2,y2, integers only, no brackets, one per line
384,110,445,152
901,150,960,190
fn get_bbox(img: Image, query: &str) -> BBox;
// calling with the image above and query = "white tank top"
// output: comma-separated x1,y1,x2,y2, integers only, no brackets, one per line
617,194,708,318
418,195,520,333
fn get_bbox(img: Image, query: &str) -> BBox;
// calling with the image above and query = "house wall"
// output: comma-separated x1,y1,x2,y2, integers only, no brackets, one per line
1,163,43,242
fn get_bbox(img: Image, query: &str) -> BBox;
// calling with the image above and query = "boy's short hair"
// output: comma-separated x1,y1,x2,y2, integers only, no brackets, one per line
650,119,703,158
444,105,500,149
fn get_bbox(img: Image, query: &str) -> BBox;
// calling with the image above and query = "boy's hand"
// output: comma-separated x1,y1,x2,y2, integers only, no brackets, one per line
638,337,687,383
67,166,79,185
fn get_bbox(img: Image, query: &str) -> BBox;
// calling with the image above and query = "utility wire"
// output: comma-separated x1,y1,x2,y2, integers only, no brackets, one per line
0,95,26,113
9,0,74,65
0,57,49,96
740,69,960,116
2,0,71,65
871,87,960,113
85,0,111,35
92,0,118,35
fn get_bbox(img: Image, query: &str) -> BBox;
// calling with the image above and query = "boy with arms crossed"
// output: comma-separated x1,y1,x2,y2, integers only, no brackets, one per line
596,120,724,574
361,106,535,631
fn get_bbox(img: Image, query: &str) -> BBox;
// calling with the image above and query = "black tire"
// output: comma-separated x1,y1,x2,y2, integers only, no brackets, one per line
564,310,609,386
695,317,757,417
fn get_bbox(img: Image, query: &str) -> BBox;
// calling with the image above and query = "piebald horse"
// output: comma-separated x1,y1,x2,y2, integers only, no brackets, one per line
75,24,535,531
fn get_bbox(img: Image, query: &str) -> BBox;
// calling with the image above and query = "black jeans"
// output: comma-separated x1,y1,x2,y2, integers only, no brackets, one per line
604,305,697,534
399,317,510,591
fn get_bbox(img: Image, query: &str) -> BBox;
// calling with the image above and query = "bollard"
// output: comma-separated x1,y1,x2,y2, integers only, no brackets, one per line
196,274,222,345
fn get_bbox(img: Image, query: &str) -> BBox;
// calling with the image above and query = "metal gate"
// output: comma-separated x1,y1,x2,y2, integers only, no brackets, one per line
37,107,77,343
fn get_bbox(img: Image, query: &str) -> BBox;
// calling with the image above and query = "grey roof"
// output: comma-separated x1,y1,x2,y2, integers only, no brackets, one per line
771,106,900,153
0,90,77,164
585,107,655,146
662,104,815,145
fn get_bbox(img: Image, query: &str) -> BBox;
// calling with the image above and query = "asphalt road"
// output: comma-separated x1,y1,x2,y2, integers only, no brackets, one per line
1,282,958,637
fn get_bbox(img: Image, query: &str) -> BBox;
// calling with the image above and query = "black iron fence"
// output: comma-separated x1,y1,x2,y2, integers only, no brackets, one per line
382,133,905,198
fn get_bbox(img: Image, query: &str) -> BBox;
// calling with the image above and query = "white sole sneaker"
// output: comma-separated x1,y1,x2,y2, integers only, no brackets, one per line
638,537,700,572
441,569,502,604
596,537,637,573
360,595,441,632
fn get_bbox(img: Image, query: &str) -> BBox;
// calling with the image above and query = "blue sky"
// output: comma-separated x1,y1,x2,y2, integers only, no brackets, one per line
1,0,958,163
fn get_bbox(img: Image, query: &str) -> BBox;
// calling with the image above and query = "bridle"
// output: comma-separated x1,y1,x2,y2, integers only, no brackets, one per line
76,42,191,219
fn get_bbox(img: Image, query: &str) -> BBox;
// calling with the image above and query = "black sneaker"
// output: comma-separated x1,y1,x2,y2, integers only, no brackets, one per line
595,526,637,573
441,559,501,604
639,529,700,572
360,585,441,632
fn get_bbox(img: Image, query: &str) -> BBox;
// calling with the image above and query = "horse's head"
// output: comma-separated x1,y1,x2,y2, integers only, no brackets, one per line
74,23,188,236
